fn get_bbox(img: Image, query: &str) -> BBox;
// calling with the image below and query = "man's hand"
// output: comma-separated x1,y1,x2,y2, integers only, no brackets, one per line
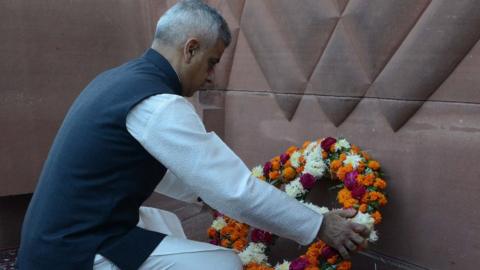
317,209,370,259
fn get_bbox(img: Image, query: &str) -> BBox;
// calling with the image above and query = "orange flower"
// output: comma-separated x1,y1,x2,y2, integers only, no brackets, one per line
351,144,360,154
302,141,311,149
271,161,281,170
232,239,247,251
359,204,368,213
287,145,298,154
372,211,382,224
368,160,380,170
339,153,347,161
245,262,274,270
322,150,328,159
357,162,365,172
327,255,339,264
362,174,375,186
220,226,234,236
337,188,352,203
343,198,358,209
336,164,352,180
337,261,352,270
282,166,296,181
269,171,280,180
374,178,387,189
329,144,336,152
207,227,216,238
361,151,370,160
296,166,304,174
220,239,231,247
330,160,342,171
284,160,292,167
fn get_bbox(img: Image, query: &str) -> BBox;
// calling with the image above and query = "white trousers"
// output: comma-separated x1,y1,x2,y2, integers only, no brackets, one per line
93,207,242,270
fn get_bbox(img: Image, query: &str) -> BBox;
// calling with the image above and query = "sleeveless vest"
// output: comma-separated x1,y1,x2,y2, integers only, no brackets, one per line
18,49,182,270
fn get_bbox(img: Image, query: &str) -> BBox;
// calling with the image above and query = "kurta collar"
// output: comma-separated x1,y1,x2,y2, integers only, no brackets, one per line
143,49,183,95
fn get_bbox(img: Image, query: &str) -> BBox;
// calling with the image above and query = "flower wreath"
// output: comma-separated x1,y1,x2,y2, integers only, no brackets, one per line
207,137,388,270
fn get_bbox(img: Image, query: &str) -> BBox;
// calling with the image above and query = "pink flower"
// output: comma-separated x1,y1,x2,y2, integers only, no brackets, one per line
321,246,338,259
300,173,316,189
344,171,358,190
280,153,290,165
263,162,272,177
351,185,366,200
289,257,309,270
209,239,219,245
321,137,337,152
251,229,273,245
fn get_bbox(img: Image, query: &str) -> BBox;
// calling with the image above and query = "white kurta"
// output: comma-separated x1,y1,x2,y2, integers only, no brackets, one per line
94,94,323,269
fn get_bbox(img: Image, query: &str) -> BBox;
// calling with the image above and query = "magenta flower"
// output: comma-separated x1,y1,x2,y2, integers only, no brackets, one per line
344,171,358,190
280,153,290,165
300,173,316,189
251,229,273,245
209,239,219,245
263,161,272,177
321,246,338,259
351,185,366,200
289,257,309,270
321,137,337,152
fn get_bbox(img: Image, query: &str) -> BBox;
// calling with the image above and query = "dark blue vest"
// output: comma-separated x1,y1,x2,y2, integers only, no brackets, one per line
18,49,182,270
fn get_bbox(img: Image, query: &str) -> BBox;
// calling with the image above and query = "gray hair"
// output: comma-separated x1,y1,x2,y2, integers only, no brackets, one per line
154,0,231,49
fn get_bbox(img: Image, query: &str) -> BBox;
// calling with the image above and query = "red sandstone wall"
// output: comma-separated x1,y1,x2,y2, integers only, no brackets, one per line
1,1,480,269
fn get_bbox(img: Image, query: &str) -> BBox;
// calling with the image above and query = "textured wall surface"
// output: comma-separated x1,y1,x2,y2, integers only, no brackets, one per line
1,0,480,269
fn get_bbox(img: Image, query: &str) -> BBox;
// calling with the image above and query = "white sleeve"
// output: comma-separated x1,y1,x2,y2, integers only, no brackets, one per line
126,94,322,245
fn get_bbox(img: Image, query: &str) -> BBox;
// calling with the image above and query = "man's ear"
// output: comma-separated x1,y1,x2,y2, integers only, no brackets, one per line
184,38,200,64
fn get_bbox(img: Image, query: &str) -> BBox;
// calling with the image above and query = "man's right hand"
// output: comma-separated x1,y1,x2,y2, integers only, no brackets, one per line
317,209,370,259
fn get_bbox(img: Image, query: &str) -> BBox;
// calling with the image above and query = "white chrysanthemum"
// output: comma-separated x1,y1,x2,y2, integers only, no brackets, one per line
369,230,379,242
304,159,326,177
343,153,363,169
285,179,306,198
251,165,264,178
304,141,318,154
290,151,302,168
301,201,330,215
211,217,227,231
335,138,351,151
350,212,375,230
275,261,291,270
305,145,322,162
238,243,269,265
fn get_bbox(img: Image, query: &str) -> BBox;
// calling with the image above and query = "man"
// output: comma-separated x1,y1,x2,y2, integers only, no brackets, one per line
18,1,369,269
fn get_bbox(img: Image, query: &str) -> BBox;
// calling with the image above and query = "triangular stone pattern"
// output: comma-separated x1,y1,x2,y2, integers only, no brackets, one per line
212,0,480,130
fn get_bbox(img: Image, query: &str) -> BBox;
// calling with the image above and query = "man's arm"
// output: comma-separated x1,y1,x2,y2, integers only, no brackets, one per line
126,94,367,251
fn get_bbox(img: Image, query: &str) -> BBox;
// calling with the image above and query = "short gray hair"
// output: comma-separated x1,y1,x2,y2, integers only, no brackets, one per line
154,0,231,49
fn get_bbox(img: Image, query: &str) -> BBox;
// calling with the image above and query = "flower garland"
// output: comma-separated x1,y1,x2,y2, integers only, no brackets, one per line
207,137,388,270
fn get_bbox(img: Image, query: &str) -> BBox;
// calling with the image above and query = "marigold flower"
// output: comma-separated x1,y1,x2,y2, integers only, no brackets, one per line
207,227,216,238
343,198,358,208
220,226,234,236
337,261,352,270
302,141,311,149
287,145,298,154
372,211,382,224
361,151,370,160
368,160,380,170
296,166,304,174
269,171,280,180
362,174,375,186
330,160,342,171
271,161,281,170
327,255,339,264
374,178,387,189
357,162,365,172
322,151,328,159
305,267,320,270
233,239,247,251
282,166,296,181
359,204,368,213
221,239,231,247
351,144,360,154
337,188,352,203
340,153,347,161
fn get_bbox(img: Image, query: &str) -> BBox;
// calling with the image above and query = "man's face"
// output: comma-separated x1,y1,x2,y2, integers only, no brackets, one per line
182,40,225,97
